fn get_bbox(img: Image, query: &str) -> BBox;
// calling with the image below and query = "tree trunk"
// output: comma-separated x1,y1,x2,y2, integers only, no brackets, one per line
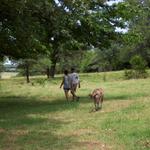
25,64,30,83
46,67,50,79
50,62,56,78
49,50,58,78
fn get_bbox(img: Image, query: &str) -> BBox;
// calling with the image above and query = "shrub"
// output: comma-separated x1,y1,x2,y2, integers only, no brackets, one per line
124,69,134,79
124,55,148,79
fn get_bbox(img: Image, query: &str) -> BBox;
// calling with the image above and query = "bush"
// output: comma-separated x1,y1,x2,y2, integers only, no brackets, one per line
124,55,148,79
124,69,133,79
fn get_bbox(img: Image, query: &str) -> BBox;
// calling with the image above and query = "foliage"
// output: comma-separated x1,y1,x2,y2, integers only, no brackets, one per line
17,59,37,83
0,0,131,77
80,51,97,72
57,50,96,73
122,0,150,66
89,43,123,72
124,55,148,79
57,51,84,73
0,62,4,79
130,55,147,71
18,56,52,80
0,62,3,72
32,56,51,74
0,0,46,59
0,0,150,77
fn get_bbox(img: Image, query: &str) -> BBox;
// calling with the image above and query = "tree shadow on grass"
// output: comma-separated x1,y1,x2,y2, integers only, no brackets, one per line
0,91,147,128
0,95,79,111
0,116,81,150
1,126,101,150
0,96,99,150
0,95,80,129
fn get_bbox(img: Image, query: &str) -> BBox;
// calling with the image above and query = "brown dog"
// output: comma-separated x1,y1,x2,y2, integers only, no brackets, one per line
89,88,104,111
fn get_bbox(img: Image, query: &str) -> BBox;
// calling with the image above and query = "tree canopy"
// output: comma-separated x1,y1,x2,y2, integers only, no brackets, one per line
0,0,149,77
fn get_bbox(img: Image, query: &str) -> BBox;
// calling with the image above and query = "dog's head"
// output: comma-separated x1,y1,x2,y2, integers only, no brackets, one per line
89,88,104,98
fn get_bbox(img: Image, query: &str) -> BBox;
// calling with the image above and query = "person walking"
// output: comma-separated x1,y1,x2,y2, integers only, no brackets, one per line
69,68,80,101
60,70,70,101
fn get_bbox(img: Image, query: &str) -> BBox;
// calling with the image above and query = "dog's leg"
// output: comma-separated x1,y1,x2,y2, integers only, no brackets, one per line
97,100,101,110
100,95,104,109
101,95,104,103
94,98,99,111
93,98,98,111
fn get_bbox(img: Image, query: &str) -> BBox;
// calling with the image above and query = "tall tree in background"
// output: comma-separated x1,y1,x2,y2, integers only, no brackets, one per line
122,0,150,66
36,0,130,77
0,0,49,82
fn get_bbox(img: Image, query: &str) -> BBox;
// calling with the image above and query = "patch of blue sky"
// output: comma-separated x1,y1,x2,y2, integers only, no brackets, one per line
106,0,124,6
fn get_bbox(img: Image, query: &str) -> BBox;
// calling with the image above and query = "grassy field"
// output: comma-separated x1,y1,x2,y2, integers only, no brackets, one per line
0,71,150,150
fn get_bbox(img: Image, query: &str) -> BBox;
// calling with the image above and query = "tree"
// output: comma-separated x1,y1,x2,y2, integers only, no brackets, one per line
0,61,4,79
17,59,37,83
80,51,97,72
122,0,150,67
35,0,131,77
0,0,48,59
124,55,148,79
32,56,51,79
0,0,49,82
0,0,133,77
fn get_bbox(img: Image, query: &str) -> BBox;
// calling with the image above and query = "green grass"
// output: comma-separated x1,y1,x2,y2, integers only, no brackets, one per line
0,71,150,150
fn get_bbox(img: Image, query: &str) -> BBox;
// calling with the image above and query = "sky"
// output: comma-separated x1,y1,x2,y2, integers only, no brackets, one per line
55,0,124,6
4,58,12,65
106,0,124,5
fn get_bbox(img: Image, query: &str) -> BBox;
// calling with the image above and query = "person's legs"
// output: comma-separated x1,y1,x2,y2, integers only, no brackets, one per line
71,90,75,100
70,85,74,100
64,90,69,101
71,84,78,100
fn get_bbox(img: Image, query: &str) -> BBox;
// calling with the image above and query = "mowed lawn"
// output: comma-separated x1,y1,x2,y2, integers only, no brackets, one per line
0,71,150,150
